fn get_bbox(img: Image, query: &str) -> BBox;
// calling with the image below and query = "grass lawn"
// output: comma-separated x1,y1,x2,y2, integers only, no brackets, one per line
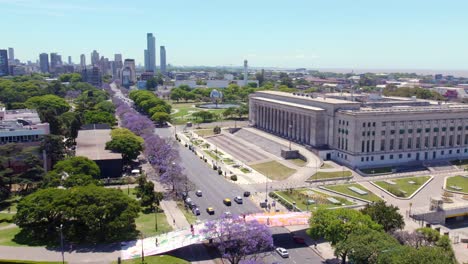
321,163,334,169
289,158,306,167
274,189,353,211
0,213,14,221
176,202,198,225
251,161,297,180
374,176,431,198
203,150,219,160
446,176,468,193
113,255,188,264
361,167,393,174
0,260,67,264
170,102,225,125
308,171,352,181
325,183,382,202
240,168,251,174
0,226,22,246
223,158,235,165
193,129,215,137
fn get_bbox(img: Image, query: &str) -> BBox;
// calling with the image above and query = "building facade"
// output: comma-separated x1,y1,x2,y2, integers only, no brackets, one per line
39,53,49,73
80,54,86,69
145,33,156,72
0,50,8,76
249,91,468,169
160,46,166,74
91,50,99,66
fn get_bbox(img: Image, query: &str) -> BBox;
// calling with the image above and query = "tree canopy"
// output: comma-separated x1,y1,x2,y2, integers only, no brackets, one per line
361,201,405,232
53,156,100,179
106,128,144,164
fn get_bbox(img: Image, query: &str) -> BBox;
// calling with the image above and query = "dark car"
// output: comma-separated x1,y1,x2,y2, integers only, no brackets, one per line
243,191,251,197
293,236,305,244
181,192,188,200
192,207,200,216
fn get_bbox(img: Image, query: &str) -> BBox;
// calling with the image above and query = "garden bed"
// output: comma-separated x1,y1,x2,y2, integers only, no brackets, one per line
271,189,354,211
250,161,296,180
446,175,468,194
373,176,431,198
324,183,382,202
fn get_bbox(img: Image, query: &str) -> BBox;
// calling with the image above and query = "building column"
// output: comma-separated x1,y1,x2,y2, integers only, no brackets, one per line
268,107,272,131
274,109,278,133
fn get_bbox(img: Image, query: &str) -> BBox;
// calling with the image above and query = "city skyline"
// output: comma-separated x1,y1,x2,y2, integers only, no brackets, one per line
2,0,468,71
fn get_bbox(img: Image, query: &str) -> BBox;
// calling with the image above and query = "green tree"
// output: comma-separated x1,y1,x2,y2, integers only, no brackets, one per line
361,201,405,232
213,126,221,134
59,112,82,141
146,77,157,91
135,175,156,208
335,228,400,264
40,135,66,167
151,112,171,126
106,128,144,165
25,94,70,115
94,101,115,114
223,107,236,118
14,186,140,243
192,111,214,122
170,88,186,102
83,110,116,126
53,156,101,179
308,208,382,264
377,246,455,264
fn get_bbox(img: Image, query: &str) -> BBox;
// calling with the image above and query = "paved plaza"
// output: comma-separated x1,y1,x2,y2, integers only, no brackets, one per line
207,134,270,164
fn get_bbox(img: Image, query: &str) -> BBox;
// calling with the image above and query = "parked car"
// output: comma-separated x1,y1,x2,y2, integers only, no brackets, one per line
181,192,188,200
223,198,232,206
243,191,251,197
184,197,192,204
192,207,200,216
206,207,215,215
276,247,289,258
223,211,232,217
189,203,198,210
195,190,202,197
234,196,243,204
293,236,305,244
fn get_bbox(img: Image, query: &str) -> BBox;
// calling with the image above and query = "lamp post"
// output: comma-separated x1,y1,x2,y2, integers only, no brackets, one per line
288,124,293,150
59,224,64,264
141,234,145,263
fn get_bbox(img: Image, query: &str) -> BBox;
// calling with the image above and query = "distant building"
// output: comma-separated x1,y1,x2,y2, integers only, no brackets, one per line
145,33,156,72
7,48,14,61
80,54,86,69
160,46,166,74
114,54,123,78
68,56,72,65
39,53,49,73
91,50,99,66
81,66,102,87
76,125,123,178
50,53,61,72
121,59,136,87
10,65,26,76
0,50,8,76
140,71,154,81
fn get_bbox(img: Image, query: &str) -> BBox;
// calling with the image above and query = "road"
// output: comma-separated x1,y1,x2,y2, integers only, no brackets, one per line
156,126,261,221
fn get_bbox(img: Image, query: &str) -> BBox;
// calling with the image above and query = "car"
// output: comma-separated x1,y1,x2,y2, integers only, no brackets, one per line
189,203,198,210
223,198,232,206
223,211,232,217
192,207,200,216
206,207,215,215
184,197,192,204
195,190,202,197
243,191,251,197
293,235,305,244
276,247,289,258
234,196,243,204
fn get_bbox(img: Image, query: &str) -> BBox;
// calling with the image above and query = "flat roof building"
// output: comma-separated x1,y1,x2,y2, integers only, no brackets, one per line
76,126,122,178
249,91,468,169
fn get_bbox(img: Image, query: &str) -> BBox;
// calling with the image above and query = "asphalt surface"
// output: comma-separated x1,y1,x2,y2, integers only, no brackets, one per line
156,126,261,221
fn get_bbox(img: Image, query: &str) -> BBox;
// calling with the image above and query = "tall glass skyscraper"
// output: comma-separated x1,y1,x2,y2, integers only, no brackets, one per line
160,46,166,74
145,33,156,72
39,53,49,73
0,50,9,76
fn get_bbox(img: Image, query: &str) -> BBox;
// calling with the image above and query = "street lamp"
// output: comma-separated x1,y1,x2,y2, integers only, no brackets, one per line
141,234,145,263
288,124,293,150
59,224,64,264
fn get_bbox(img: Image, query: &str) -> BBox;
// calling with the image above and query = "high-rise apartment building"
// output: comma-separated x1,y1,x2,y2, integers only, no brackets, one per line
91,50,99,66
39,53,49,73
160,46,166,74
50,53,61,72
8,48,14,61
68,56,72,65
80,54,86,69
145,33,156,72
121,59,136,87
0,50,9,76
114,54,123,78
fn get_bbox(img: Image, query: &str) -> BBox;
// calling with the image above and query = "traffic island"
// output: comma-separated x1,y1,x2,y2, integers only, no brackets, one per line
372,176,432,199
270,188,355,211
445,175,468,194
322,183,382,203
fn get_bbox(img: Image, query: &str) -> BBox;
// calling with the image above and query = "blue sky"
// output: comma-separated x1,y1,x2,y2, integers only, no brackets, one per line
2,0,468,70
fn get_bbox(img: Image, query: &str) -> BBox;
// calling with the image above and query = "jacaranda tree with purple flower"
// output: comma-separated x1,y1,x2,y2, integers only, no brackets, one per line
202,214,274,264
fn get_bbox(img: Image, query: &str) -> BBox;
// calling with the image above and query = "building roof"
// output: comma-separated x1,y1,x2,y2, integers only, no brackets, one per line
251,97,325,111
339,103,468,115
256,90,360,105
76,129,122,161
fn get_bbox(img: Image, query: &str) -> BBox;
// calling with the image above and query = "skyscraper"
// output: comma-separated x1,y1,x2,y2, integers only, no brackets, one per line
68,56,72,65
160,46,166,74
0,50,9,76
114,54,123,78
39,53,49,73
50,53,61,72
144,49,149,71
8,48,14,61
91,50,99,66
145,33,156,72
80,54,86,69
243,60,248,86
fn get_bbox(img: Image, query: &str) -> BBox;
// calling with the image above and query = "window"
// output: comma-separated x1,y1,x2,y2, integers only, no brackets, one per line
442,127,447,132
416,137,420,148
425,128,430,133
407,153,411,158
391,130,396,135
457,149,460,154
367,131,370,136
346,121,349,126
381,155,385,160
339,120,341,125
373,122,376,127
390,139,394,150
449,150,453,154
345,139,348,150
465,149,467,153
417,128,422,133
441,136,446,146
434,128,439,132
400,129,405,134
382,122,386,126
408,129,413,133
381,131,386,136
371,140,375,151
399,154,403,159
391,121,395,126
368,122,371,127
457,135,461,145
363,123,366,127
450,127,455,132
362,131,365,136
390,154,394,159
366,157,369,161
361,157,364,162
361,141,365,152
465,125,468,130
433,136,438,147
366,140,370,152
407,138,412,148
345,130,348,135
441,150,445,155
458,126,463,131
399,138,403,150
381,139,385,151
465,134,468,145
371,156,374,161
424,136,429,148
449,135,453,146
372,131,375,136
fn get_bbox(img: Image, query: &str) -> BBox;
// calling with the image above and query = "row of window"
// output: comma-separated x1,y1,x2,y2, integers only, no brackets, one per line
360,149,468,162
0,134,41,143
338,120,349,126
337,137,348,151
361,134,468,152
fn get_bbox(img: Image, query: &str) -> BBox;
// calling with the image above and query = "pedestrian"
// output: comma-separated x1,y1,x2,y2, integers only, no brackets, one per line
314,241,317,249
155,238,158,247
173,219,176,226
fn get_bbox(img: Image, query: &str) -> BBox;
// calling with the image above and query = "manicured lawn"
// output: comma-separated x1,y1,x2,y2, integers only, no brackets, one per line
289,158,306,167
0,213,14,221
325,183,382,202
113,255,188,264
203,150,219,160
170,102,225,125
374,176,431,198
193,129,216,137
240,167,251,174
0,226,22,246
176,202,198,225
223,158,235,165
274,189,354,211
308,171,352,181
361,167,393,174
446,176,468,193
251,161,297,180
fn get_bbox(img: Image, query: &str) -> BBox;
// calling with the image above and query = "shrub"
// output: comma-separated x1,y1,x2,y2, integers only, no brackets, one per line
218,169,223,175
204,158,207,162
213,165,218,170
230,175,237,181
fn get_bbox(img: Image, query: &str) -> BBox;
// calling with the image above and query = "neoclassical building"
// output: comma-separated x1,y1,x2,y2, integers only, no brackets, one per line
249,91,468,168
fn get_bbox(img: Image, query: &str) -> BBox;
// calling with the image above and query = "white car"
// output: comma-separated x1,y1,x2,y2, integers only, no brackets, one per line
195,190,202,197
276,247,289,258
234,196,243,204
